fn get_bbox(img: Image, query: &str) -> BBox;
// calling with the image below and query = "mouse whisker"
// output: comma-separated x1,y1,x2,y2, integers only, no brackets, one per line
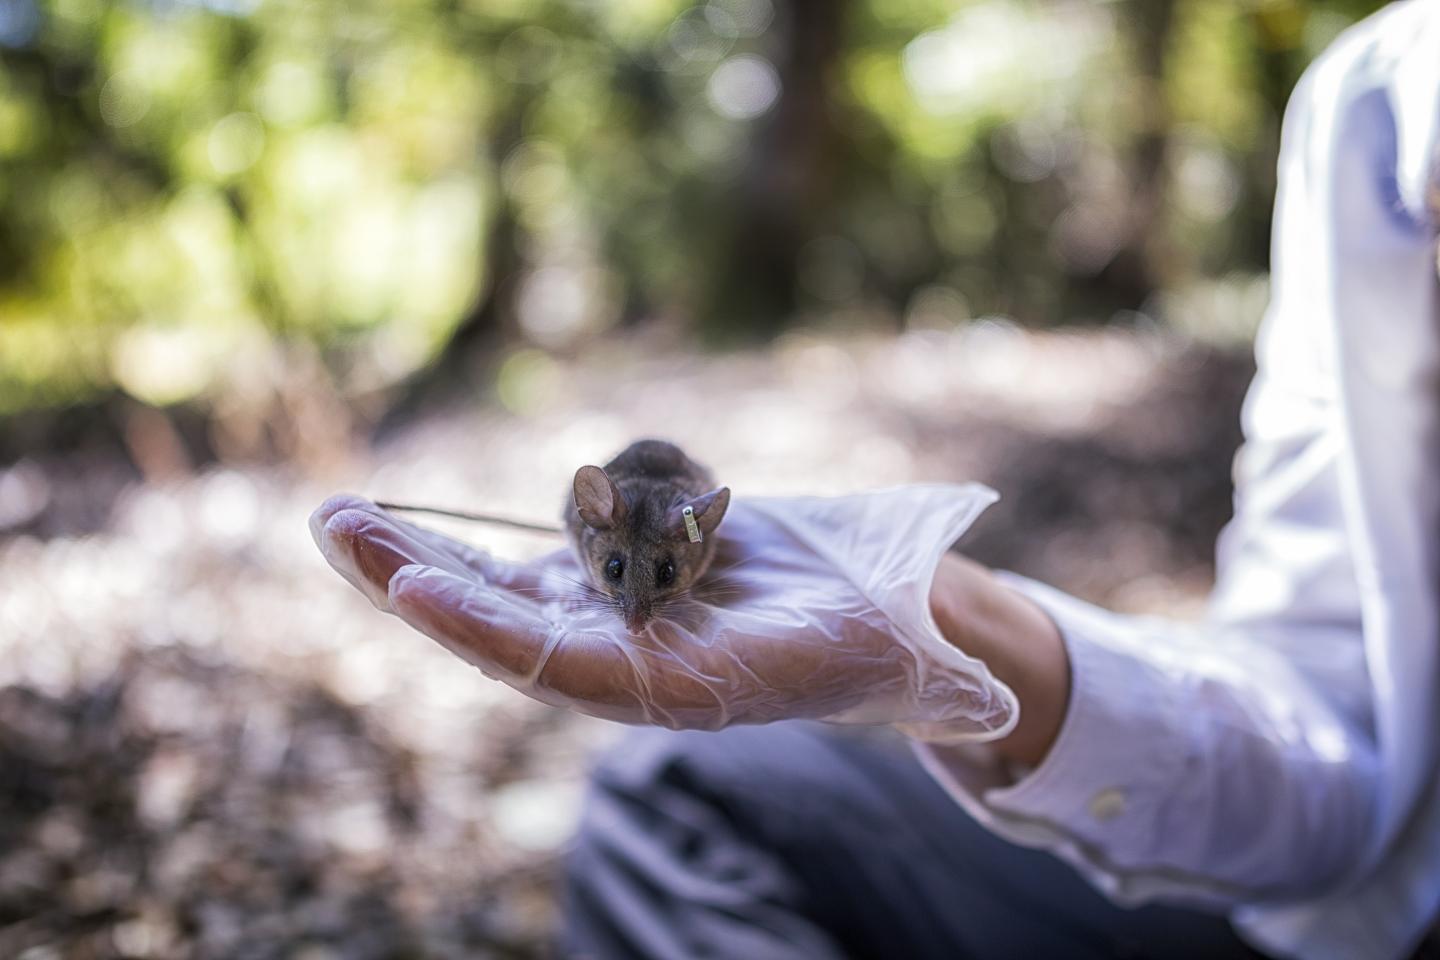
510,581,604,602
689,582,744,601
706,556,761,577
506,585,563,597
648,597,713,632
547,571,607,595
545,576,615,606
562,590,619,606
696,577,742,590
532,591,602,606
700,578,746,592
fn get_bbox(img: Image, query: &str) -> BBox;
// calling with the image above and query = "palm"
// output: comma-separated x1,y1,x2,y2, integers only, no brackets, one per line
312,486,1013,736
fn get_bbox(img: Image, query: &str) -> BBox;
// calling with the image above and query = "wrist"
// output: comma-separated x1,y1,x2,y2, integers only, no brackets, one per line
929,553,1070,765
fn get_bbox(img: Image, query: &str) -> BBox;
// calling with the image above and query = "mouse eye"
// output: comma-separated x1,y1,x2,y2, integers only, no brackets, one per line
605,557,623,581
656,560,675,587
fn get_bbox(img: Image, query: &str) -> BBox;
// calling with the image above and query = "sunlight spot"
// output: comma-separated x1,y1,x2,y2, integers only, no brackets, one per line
707,54,780,121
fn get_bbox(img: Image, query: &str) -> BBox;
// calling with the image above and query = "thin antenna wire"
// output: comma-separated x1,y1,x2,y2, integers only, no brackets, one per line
374,502,565,535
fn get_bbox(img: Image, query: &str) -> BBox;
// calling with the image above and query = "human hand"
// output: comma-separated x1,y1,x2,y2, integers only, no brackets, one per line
311,485,1018,741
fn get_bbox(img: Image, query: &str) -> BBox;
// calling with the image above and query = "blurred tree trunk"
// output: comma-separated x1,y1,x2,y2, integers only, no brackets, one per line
699,0,849,341
1092,0,1176,309
379,103,528,430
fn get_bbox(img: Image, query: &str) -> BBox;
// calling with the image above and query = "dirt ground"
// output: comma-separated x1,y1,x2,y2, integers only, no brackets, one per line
0,325,1252,958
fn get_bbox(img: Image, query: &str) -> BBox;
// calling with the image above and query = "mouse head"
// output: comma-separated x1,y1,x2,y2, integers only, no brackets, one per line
572,464,730,633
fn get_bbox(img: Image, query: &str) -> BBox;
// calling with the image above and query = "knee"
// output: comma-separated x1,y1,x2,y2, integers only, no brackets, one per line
566,726,730,865
562,727,712,903
588,726,700,787
560,725,837,957
564,726,790,876
582,723,828,805
567,722,843,867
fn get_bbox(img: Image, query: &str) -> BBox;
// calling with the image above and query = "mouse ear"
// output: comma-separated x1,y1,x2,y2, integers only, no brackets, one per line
666,487,730,542
574,465,628,530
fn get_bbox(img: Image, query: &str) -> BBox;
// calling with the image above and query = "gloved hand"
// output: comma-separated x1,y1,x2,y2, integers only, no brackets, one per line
311,485,1018,742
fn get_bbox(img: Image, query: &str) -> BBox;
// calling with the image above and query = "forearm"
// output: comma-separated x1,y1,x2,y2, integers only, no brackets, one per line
928,552,1069,766
924,565,1380,899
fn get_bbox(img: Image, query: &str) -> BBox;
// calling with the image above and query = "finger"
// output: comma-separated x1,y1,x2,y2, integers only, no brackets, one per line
390,565,655,718
310,493,376,544
390,566,757,728
312,494,490,578
389,564,571,681
383,514,553,595
318,508,479,608
311,493,554,596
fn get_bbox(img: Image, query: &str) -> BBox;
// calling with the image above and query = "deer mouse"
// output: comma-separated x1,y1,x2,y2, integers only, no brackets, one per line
564,439,730,633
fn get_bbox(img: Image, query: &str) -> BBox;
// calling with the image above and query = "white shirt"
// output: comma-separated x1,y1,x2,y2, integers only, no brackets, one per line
919,4,1440,958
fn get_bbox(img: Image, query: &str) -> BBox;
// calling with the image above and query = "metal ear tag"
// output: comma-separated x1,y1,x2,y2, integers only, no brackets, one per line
682,505,703,543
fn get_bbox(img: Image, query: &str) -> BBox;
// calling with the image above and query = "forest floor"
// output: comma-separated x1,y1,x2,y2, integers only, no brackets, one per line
0,324,1253,959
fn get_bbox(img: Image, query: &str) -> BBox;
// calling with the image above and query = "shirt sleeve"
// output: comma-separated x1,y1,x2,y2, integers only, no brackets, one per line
916,4,1440,907
917,573,1378,905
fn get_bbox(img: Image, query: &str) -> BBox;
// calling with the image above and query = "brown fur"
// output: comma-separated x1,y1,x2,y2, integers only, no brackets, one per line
563,439,730,632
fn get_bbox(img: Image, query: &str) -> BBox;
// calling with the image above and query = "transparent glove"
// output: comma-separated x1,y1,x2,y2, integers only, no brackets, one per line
310,485,1018,742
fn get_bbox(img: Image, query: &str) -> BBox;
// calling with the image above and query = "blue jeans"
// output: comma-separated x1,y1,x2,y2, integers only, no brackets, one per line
560,723,1268,960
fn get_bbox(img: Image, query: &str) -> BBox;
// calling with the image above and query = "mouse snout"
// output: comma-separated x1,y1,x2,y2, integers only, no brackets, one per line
621,598,652,634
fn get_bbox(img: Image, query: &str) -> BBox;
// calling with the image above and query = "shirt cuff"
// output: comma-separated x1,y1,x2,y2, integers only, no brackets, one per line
913,572,1226,903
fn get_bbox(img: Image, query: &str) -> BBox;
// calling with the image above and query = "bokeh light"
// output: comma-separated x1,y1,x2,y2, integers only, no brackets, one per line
706,53,780,120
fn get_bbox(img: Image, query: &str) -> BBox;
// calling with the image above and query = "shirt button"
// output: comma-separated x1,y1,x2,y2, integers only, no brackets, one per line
1089,788,1126,822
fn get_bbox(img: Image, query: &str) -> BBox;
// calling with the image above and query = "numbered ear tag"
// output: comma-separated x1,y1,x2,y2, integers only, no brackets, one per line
682,505,703,543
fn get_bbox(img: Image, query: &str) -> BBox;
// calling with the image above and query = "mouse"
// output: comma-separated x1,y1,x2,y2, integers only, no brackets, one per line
563,439,731,633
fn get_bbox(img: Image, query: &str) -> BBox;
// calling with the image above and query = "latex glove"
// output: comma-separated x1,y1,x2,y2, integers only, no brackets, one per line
311,485,1018,742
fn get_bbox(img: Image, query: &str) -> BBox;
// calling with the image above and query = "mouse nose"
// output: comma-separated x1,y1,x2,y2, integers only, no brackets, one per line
621,600,651,634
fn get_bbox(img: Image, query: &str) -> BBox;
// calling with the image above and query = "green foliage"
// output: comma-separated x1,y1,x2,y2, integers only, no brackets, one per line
0,0,1386,417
